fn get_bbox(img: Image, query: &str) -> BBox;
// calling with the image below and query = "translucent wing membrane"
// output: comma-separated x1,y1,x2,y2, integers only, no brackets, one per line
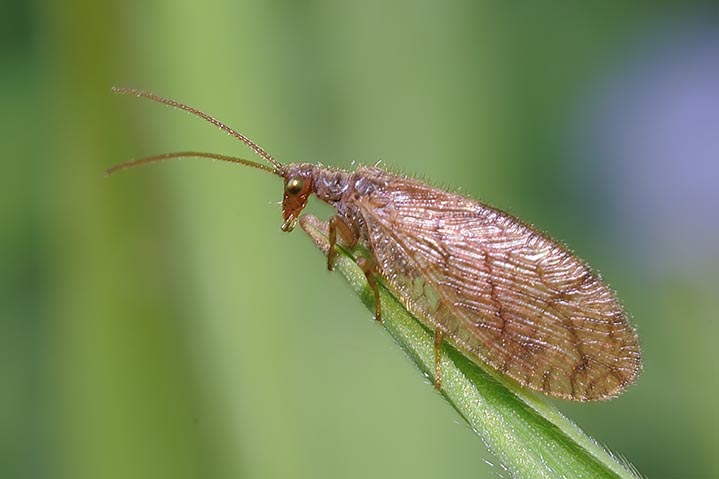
355,168,641,401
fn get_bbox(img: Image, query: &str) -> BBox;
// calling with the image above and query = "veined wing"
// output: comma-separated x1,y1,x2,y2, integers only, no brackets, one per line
355,170,641,401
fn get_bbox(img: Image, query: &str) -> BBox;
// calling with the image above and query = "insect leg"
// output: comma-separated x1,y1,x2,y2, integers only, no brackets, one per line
328,216,357,271
300,215,381,321
433,328,445,390
356,256,382,323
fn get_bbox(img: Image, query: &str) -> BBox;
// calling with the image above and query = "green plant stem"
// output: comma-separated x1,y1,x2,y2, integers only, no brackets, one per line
301,217,642,479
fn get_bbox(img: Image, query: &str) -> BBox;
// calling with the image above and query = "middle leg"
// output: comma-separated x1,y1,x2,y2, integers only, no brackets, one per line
327,215,357,271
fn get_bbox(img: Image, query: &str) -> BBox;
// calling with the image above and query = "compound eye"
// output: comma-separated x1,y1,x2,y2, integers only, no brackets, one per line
285,177,304,195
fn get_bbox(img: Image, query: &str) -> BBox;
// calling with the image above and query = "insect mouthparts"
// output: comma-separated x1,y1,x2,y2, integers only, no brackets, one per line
281,216,298,232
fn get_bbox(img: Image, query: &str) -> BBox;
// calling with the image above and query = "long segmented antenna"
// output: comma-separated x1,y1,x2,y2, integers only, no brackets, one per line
110,86,283,173
105,151,277,176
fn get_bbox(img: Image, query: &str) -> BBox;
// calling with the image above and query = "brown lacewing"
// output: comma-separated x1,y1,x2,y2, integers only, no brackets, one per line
107,87,642,401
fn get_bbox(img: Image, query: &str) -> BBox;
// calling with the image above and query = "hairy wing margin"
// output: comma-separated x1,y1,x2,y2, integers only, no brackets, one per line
355,180,641,400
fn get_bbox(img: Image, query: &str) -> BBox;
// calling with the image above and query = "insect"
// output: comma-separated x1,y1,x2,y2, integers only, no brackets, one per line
108,87,642,401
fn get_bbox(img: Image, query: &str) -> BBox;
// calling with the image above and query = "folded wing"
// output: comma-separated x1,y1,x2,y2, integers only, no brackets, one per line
356,171,641,401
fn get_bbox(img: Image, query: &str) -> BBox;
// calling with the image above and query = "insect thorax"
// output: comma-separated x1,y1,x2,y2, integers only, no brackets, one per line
308,166,349,203
311,166,389,242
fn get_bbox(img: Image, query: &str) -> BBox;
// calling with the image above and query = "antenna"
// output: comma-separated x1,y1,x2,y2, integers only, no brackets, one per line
110,87,283,173
105,151,277,176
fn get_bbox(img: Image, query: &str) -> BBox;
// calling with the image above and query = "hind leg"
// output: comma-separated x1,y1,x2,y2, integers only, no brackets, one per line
433,328,445,390
356,256,382,323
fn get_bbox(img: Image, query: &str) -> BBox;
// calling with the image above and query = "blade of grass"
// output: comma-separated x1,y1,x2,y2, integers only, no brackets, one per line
301,216,642,479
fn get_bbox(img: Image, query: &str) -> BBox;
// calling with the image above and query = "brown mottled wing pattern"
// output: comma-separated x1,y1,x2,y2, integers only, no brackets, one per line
354,169,641,401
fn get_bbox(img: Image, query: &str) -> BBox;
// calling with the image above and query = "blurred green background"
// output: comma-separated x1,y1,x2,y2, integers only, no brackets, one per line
2,1,718,478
